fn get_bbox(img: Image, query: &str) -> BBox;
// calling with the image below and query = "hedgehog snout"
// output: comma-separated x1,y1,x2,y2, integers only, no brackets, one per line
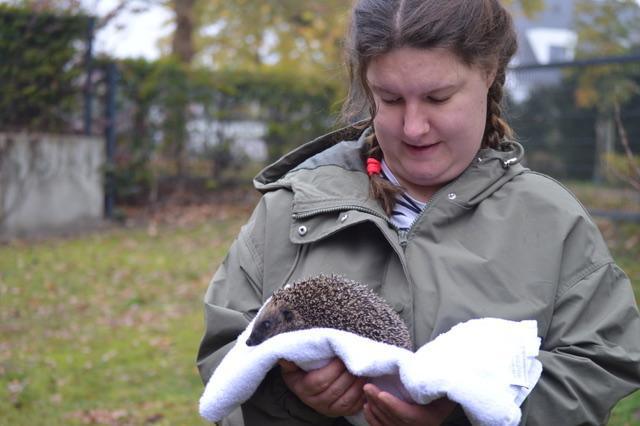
246,318,274,346
245,333,261,346
246,328,266,346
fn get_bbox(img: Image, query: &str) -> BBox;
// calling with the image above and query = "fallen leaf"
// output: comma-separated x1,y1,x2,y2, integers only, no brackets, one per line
624,234,639,250
101,350,118,363
7,378,26,395
67,408,130,425
7,378,27,407
146,222,158,237
145,413,164,424
149,337,172,351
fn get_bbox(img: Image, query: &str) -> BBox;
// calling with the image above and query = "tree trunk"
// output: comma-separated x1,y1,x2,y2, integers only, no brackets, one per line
593,110,615,184
169,0,196,188
171,0,196,64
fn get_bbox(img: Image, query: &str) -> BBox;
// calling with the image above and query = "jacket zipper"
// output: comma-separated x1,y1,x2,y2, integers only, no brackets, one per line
398,229,409,248
292,205,390,223
402,183,454,246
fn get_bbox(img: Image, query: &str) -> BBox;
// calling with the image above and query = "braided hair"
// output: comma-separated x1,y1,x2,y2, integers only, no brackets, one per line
365,133,404,216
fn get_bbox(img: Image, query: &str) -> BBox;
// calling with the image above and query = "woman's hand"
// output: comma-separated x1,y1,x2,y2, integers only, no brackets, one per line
279,358,366,417
363,383,456,426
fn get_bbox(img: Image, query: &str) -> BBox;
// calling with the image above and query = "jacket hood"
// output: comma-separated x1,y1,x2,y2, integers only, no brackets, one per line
254,125,527,216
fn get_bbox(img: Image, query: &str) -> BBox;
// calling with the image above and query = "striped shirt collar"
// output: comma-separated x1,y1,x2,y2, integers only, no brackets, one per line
381,161,427,230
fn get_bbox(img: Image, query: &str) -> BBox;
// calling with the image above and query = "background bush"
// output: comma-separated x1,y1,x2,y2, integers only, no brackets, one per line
0,5,90,132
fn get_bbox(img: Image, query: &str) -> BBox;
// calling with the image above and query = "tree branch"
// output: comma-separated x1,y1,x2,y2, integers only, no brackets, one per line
612,101,640,191
95,0,164,30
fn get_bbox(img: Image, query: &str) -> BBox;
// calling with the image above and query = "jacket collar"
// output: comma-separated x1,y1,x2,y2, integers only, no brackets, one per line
254,125,528,217
254,124,369,190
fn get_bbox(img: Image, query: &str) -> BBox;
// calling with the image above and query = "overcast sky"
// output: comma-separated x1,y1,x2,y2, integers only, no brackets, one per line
83,0,173,59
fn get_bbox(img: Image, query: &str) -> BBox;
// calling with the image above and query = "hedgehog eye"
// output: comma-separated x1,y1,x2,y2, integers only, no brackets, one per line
260,320,272,331
282,309,293,322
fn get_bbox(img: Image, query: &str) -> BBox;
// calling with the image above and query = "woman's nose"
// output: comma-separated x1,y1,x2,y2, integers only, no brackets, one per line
403,104,430,141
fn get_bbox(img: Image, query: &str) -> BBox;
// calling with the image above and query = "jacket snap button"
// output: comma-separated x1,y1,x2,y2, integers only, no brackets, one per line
448,193,457,200
297,225,308,236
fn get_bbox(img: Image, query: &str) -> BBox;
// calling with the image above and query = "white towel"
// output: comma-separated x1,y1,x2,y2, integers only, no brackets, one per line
199,317,542,426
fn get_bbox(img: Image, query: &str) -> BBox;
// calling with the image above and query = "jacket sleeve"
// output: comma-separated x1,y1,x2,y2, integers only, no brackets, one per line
522,261,640,425
196,194,337,426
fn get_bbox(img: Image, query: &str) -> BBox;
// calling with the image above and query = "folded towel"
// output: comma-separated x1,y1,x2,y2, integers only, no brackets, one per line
199,317,542,426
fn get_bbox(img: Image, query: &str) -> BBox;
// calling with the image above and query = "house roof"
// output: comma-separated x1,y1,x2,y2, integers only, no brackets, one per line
512,0,576,66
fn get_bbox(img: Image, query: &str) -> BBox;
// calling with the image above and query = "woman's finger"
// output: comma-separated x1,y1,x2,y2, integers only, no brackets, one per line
278,359,300,373
363,402,385,426
302,358,347,397
364,383,457,425
306,368,361,415
326,376,366,415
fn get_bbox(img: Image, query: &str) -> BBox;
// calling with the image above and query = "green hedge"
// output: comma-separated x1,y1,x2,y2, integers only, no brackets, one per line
111,58,342,202
0,6,90,132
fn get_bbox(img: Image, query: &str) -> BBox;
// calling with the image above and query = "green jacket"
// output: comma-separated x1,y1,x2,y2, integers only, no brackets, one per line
197,126,640,425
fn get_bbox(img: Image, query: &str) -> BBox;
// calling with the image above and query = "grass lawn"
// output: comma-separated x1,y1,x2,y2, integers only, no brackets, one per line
0,205,249,426
1,200,639,425
604,220,640,426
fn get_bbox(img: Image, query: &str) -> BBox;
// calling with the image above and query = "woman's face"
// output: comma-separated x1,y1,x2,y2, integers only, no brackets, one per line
367,47,494,201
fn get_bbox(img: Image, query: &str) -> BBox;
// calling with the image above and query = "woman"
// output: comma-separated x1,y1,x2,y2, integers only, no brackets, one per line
197,0,640,425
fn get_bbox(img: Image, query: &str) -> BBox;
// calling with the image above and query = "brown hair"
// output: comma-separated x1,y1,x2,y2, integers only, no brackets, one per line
342,0,518,214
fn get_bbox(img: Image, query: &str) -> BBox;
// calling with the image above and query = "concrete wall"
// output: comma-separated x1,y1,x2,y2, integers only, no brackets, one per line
0,133,104,237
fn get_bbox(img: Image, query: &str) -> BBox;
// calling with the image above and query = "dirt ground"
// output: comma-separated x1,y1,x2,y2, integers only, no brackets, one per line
0,188,260,244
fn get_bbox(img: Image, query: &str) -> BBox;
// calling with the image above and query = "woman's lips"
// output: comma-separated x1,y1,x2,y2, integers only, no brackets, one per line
403,141,441,155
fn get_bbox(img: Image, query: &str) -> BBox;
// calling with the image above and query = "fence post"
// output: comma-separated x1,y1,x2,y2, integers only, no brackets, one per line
104,62,118,219
83,17,95,136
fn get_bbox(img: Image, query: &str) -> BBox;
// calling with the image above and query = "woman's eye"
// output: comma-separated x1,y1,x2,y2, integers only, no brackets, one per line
428,96,450,104
381,97,401,105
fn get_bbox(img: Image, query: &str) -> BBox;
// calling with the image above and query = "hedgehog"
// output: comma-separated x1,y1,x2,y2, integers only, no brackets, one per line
245,274,413,350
